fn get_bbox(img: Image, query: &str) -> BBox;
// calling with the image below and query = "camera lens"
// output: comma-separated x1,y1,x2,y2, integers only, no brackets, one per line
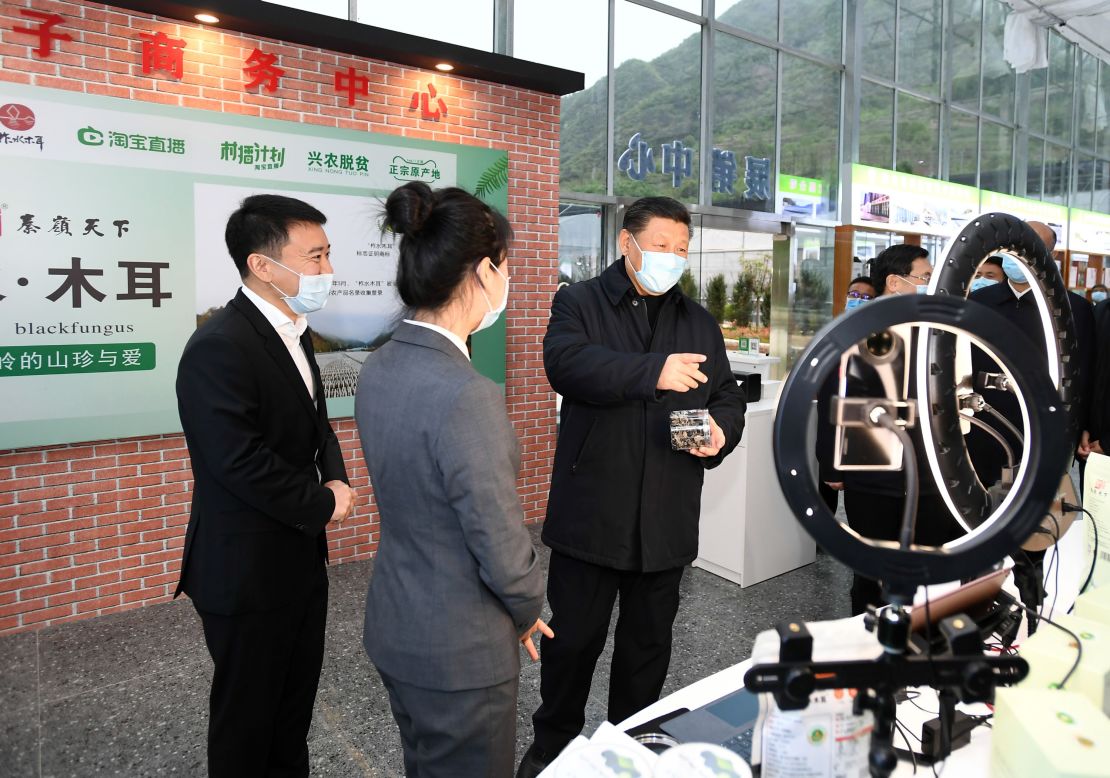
865,330,895,358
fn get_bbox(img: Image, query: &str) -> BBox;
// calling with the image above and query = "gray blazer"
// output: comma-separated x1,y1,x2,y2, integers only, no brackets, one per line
355,322,544,691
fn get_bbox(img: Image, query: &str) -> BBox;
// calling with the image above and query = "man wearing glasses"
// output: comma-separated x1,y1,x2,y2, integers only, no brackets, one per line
817,244,964,614
844,276,878,310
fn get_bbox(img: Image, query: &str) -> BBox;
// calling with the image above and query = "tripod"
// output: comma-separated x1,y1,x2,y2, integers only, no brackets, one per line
744,599,1027,777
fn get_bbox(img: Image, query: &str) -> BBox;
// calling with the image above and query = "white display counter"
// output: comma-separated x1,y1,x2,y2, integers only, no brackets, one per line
726,350,781,380
695,381,817,587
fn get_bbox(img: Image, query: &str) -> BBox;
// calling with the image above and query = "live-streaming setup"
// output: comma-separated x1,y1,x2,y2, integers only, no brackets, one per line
541,214,1108,777
750,214,1102,775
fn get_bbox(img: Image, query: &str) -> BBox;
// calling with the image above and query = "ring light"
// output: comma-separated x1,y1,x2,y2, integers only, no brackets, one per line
921,213,1080,531
775,294,1069,596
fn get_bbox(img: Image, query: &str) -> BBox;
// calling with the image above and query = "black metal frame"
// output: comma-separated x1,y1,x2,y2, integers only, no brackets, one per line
773,293,1070,590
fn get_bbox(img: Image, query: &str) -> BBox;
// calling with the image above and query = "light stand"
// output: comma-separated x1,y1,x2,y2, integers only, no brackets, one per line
747,408,1028,777
746,602,1025,777
751,290,1070,778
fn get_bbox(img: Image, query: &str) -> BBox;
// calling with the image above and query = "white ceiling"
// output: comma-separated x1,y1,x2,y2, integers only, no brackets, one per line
1006,1,1110,63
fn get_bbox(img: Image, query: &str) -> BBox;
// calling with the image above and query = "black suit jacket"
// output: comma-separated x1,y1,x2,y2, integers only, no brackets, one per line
965,282,1094,486
175,290,348,615
1090,298,1110,445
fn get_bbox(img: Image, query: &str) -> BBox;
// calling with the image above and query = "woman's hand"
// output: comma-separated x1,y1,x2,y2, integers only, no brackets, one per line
519,619,554,662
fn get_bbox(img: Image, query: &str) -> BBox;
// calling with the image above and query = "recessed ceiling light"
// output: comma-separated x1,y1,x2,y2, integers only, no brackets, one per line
435,63,454,72
195,13,220,24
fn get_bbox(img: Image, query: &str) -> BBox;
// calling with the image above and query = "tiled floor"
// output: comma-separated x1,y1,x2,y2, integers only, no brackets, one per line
0,527,852,777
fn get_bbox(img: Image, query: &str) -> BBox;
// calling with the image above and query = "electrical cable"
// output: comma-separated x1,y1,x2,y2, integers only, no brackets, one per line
964,414,1015,468
893,717,918,774
1015,545,1050,629
877,412,918,549
1045,513,1060,620
906,696,939,716
1076,506,1099,596
983,403,1023,446
1010,599,1084,690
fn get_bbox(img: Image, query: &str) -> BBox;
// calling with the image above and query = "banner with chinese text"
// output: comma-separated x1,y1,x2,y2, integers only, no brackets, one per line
849,164,980,237
848,164,1110,257
0,83,508,448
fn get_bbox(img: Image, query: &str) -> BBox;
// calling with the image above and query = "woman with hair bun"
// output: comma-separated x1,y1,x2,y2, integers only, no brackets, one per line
354,182,550,777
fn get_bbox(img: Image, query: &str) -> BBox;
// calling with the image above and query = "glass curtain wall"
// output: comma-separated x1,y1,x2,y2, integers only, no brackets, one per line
858,0,1018,193
687,217,776,345
516,0,609,194
612,2,702,202
266,0,1110,239
515,0,845,222
518,0,847,364
558,204,606,285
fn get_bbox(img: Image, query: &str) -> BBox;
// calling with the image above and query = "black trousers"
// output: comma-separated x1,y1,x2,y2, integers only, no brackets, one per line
530,551,684,756
843,490,965,615
195,570,328,778
379,670,518,778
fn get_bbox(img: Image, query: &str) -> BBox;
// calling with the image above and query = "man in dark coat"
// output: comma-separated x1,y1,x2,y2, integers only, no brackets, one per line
176,195,353,776
1089,296,1110,457
965,220,1094,631
815,244,965,616
517,197,747,777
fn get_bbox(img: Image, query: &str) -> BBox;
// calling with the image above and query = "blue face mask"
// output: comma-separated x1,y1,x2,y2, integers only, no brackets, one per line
845,297,864,310
264,256,333,314
1000,256,1027,283
630,234,687,294
970,277,999,293
1093,290,1108,304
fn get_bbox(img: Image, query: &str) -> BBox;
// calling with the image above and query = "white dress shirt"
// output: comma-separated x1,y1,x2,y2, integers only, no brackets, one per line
1008,279,1031,299
241,285,315,400
403,319,470,361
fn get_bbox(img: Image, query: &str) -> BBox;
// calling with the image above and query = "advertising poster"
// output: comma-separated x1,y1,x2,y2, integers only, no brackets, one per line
1069,207,1110,255
1082,453,1110,591
979,191,1068,250
0,83,508,448
850,164,979,237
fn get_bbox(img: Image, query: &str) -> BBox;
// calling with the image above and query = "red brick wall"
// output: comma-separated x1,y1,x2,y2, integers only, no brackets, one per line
0,0,559,635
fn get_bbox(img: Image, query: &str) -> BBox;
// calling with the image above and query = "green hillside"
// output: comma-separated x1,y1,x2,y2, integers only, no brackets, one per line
559,0,842,207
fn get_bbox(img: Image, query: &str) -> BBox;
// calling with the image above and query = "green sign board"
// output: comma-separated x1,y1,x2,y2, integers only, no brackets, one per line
979,191,1068,251
849,163,1110,254
778,174,823,197
0,83,509,449
0,343,155,377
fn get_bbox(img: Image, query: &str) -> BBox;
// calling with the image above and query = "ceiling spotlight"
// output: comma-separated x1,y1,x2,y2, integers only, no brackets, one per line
435,63,454,72
195,13,220,24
